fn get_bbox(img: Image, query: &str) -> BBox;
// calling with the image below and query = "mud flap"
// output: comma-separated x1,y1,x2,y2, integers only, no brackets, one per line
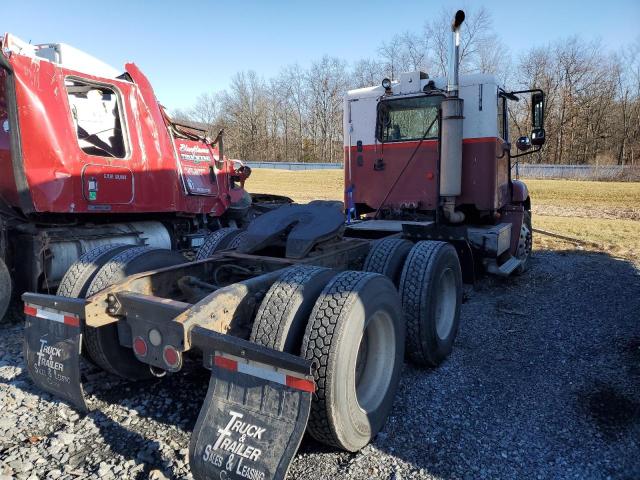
189,330,314,480
22,293,88,411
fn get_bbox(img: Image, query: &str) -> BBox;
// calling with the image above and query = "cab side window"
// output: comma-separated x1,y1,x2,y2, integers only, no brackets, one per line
66,78,128,158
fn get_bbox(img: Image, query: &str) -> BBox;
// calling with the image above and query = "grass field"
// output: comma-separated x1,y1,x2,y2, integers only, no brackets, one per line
248,169,640,260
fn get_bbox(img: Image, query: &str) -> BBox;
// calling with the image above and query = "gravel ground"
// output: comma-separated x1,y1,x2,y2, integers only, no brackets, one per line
1,249,639,480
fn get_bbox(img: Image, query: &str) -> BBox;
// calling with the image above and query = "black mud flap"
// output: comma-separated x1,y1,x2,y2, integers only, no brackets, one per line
189,329,314,480
22,293,88,411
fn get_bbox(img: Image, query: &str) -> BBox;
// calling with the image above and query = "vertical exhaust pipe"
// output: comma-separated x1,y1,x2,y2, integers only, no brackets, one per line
440,9,466,223
447,10,465,96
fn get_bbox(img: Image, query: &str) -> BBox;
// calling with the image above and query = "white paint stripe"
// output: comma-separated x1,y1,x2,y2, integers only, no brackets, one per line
217,352,310,384
34,307,66,324
26,304,77,325
237,362,287,385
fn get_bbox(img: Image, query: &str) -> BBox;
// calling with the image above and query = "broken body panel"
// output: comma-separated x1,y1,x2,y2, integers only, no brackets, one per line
0,33,243,216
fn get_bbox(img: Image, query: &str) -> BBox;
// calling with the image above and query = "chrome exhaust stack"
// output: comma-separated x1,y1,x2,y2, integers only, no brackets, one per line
447,10,465,96
440,10,466,223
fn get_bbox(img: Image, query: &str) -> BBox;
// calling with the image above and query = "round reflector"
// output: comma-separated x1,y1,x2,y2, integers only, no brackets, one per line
133,337,147,357
163,345,180,369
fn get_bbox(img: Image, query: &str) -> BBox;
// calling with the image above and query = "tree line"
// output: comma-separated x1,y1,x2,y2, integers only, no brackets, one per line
173,7,640,166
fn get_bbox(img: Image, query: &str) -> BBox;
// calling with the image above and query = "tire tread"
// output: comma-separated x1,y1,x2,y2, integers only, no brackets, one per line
302,270,377,448
363,238,412,284
195,228,241,261
56,243,132,298
399,241,449,366
251,265,330,351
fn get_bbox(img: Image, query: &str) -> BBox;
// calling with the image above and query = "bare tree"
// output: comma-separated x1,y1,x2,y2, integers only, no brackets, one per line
352,58,384,89
378,35,404,80
424,6,505,77
173,13,639,168
307,56,348,162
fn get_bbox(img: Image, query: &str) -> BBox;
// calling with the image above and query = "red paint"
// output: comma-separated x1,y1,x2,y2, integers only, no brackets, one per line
345,137,510,213
0,70,19,207
214,355,238,372
0,43,245,216
81,164,134,204
347,140,440,211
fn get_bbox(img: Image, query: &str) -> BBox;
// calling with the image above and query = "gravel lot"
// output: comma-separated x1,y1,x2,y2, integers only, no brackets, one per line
1,248,639,480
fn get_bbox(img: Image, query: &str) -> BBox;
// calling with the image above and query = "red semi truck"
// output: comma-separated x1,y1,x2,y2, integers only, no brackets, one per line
0,34,253,321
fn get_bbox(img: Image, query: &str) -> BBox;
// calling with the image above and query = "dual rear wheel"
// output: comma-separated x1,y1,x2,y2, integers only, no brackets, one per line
363,238,463,367
195,228,247,261
251,266,405,451
56,226,248,378
250,238,462,451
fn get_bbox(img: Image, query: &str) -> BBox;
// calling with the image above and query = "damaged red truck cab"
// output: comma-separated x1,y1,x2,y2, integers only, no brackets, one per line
0,33,244,215
0,34,249,318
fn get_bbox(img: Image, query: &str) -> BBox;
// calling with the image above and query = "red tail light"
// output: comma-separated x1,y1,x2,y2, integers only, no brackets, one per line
133,337,147,357
163,345,180,369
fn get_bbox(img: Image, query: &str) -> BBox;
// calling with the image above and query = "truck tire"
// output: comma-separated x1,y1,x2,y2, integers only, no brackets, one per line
56,243,135,363
56,244,133,298
362,238,413,286
399,241,462,367
227,231,247,250
515,210,532,274
302,271,405,451
0,258,12,323
195,228,242,261
250,265,334,354
84,247,187,379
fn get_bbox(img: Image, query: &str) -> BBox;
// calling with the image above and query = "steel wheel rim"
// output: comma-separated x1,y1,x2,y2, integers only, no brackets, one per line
355,309,395,413
435,267,456,340
517,222,532,260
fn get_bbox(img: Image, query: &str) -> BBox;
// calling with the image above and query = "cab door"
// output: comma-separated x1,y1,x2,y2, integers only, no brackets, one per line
173,138,219,196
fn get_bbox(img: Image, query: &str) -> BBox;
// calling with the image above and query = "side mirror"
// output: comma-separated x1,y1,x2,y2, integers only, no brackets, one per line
530,92,545,146
531,128,545,146
516,136,532,152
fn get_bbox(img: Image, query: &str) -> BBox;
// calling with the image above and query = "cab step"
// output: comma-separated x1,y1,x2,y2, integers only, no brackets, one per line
486,256,523,277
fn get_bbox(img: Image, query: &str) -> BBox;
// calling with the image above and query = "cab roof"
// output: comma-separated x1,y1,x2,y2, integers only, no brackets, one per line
2,33,121,79
346,72,499,100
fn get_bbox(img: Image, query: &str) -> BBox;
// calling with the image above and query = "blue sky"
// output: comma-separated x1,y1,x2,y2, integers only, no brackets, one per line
3,0,639,111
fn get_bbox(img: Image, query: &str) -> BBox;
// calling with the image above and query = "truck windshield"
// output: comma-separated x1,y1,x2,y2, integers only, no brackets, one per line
377,95,441,143
376,95,442,142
